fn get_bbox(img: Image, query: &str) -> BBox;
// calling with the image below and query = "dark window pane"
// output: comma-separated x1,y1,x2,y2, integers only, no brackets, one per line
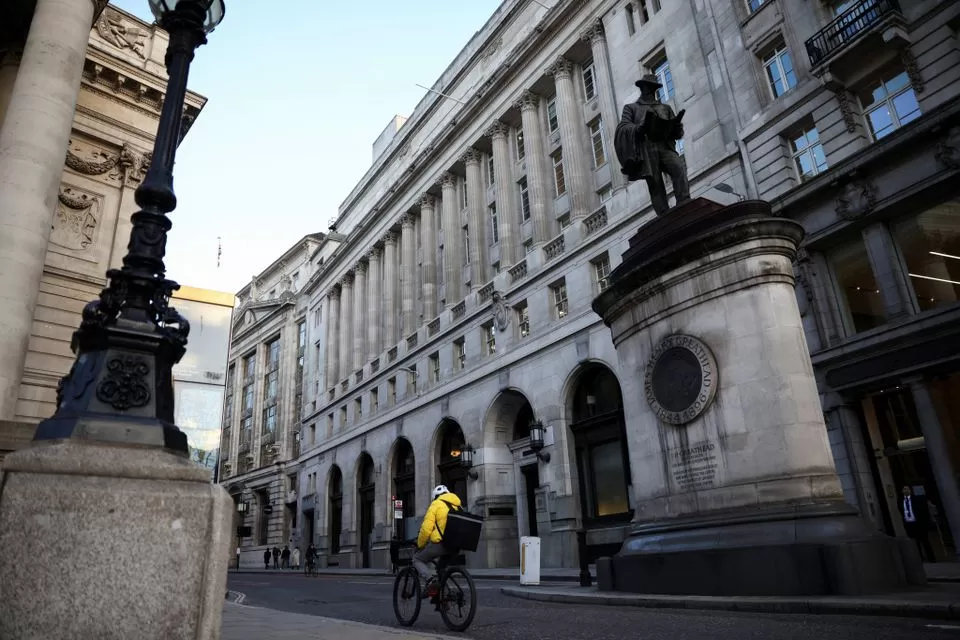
829,237,888,333
891,197,960,311
591,441,630,517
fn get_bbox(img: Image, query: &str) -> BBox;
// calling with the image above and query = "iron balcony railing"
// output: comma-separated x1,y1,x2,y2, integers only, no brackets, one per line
805,0,900,67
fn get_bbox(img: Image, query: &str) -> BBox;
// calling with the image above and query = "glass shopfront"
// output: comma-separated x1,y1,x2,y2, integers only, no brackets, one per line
891,197,960,312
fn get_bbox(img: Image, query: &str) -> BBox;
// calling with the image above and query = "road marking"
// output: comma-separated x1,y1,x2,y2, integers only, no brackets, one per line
926,624,960,630
345,580,389,585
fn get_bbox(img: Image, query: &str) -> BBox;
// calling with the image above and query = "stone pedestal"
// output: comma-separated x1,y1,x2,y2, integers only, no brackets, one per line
592,198,923,596
0,441,233,639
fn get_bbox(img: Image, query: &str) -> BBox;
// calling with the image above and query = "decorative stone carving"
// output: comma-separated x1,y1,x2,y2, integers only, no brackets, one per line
367,247,381,261
491,291,509,332
835,179,877,220
355,261,368,275
579,18,605,45
96,8,148,59
459,148,483,165
483,36,503,61
419,194,436,209
96,355,151,411
383,231,397,245
327,286,341,300
65,139,121,180
118,143,150,187
547,56,574,80
52,185,101,251
900,46,924,94
514,90,540,112
935,126,960,170
832,89,857,134
485,120,510,140
436,172,458,190
400,213,415,228
644,334,718,426
341,272,355,286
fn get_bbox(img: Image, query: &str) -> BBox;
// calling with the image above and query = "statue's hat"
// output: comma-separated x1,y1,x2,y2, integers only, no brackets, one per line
635,73,663,89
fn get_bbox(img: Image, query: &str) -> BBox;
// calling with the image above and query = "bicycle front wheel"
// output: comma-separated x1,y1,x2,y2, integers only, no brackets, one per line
438,567,476,632
393,566,422,627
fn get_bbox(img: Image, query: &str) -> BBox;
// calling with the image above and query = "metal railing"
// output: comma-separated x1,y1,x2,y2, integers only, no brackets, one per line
805,0,900,67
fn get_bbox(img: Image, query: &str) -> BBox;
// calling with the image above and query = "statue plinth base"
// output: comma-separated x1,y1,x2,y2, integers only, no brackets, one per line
0,441,232,639
592,198,924,596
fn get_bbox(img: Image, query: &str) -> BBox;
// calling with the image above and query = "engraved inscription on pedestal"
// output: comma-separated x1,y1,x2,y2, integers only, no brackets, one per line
669,441,719,492
644,334,718,425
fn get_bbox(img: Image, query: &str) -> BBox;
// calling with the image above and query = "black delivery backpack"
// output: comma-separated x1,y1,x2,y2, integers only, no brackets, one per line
439,499,484,553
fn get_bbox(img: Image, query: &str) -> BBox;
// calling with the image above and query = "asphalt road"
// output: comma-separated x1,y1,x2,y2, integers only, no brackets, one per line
228,572,960,639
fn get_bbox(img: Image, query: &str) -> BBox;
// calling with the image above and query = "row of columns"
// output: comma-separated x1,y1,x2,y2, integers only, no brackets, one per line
321,21,623,388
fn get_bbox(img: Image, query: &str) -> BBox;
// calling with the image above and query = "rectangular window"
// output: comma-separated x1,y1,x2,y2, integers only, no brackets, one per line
438,246,444,284
516,302,530,338
516,129,525,160
653,59,674,103
354,397,362,420
589,119,606,168
483,323,497,355
462,227,470,265
388,377,397,406
518,177,531,221
326,413,333,438
829,237,887,334
489,203,499,244
651,0,661,11
639,0,650,22
339,405,347,427
523,240,533,254
789,125,828,181
552,281,569,319
891,197,960,312
598,186,612,203
309,423,316,446
748,0,767,12
429,352,441,383
262,404,278,437
559,213,571,230
763,45,798,98
461,180,468,209
487,155,495,186
625,3,636,35
547,96,559,132
582,61,596,101
860,69,921,141
454,338,466,370
370,388,379,414
492,261,501,274
552,150,566,196
224,364,235,427
407,368,417,396
593,254,612,292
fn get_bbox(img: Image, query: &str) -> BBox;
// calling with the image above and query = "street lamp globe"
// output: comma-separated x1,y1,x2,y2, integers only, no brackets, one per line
148,0,226,33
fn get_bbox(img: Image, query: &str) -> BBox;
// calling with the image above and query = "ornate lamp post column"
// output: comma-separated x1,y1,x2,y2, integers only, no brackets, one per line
0,3,234,638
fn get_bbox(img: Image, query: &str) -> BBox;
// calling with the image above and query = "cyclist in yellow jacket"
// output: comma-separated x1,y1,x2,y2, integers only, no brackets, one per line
414,485,462,599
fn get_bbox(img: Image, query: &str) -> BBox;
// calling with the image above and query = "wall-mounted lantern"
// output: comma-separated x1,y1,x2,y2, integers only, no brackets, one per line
459,443,479,480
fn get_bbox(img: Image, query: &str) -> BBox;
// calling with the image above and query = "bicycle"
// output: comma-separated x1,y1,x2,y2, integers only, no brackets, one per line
303,556,319,577
392,552,477,632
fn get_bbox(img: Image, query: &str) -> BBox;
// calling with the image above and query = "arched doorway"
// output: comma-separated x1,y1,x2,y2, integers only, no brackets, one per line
357,453,376,568
392,438,416,543
569,364,631,532
436,419,468,507
328,466,343,561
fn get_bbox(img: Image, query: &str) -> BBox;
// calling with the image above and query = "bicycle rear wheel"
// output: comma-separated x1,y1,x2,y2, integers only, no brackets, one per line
393,566,422,627
438,567,476,632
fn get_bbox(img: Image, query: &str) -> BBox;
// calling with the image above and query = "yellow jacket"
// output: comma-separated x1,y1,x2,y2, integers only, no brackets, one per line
417,493,462,549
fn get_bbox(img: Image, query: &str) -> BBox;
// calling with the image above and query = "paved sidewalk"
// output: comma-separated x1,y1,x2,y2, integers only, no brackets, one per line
222,603,458,640
500,582,960,621
230,566,588,582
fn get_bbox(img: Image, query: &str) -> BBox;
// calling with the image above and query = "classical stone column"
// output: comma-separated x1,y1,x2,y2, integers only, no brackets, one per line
461,148,487,289
366,247,382,360
487,121,520,267
516,91,554,244
338,273,354,382
353,262,367,372
549,55,594,220
0,0,98,419
325,287,340,389
382,232,398,346
581,19,624,191
400,214,417,336
438,173,462,305
419,195,439,320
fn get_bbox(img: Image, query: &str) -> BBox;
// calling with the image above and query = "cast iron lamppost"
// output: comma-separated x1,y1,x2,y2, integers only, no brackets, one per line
459,443,479,480
528,419,551,463
32,0,224,452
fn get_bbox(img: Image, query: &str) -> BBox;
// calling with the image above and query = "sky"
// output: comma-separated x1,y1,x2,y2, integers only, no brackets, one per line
110,0,503,295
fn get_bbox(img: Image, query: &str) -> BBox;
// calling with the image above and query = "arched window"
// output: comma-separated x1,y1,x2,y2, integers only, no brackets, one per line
437,420,468,506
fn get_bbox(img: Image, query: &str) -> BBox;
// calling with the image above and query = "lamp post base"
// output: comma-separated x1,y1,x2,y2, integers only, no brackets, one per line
0,440,232,639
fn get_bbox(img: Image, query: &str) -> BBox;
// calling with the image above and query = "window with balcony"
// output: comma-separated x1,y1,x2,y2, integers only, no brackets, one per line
516,302,530,338
891,197,960,312
454,338,466,370
523,239,533,254
354,397,362,420
547,96,559,132
483,322,497,355
339,405,347,427
492,261,500,275
788,123,828,181
388,377,397,406
860,68,920,141
582,61,596,101
407,368,418,396
429,352,441,383
829,236,888,333
559,213,571,230
326,413,334,438
489,203,499,245
552,280,569,319
552,150,566,197
589,119,606,168
370,388,379,414
762,43,798,98
593,253,612,293
806,0,898,67
516,129,525,160
599,186,612,203
518,177,531,221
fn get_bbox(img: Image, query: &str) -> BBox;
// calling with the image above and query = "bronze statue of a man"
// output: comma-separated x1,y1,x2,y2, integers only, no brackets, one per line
614,74,690,215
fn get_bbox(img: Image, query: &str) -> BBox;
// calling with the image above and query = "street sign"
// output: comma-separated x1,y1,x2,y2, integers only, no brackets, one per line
394,509,404,520
393,499,403,510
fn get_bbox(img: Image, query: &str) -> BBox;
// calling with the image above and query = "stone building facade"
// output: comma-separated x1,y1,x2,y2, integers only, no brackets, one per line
0,2,206,462
221,0,960,570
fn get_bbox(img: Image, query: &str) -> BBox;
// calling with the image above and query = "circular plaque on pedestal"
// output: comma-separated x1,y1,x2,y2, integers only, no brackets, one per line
644,334,718,425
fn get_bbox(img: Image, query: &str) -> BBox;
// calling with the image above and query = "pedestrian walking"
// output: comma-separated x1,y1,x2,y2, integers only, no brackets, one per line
900,485,936,562
292,546,301,569
281,545,291,569
263,548,271,570
271,546,280,569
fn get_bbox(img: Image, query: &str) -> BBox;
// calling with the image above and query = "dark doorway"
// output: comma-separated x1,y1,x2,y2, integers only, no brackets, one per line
329,466,343,560
437,419,468,506
303,509,315,554
393,438,416,542
522,464,540,537
358,454,376,568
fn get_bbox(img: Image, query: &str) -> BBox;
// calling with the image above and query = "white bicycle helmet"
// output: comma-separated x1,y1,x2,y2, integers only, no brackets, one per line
432,484,450,500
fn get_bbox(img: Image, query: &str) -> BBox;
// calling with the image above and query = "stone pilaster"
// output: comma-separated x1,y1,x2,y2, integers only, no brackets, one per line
487,120,519,267
382,232,398,347
515,91,555,243
581,19,624,191
325,288,340,390
549,55,594,219
400,214,417,336
366,247,382,360
352,262,367,372
419,195,439,320
338,273,354,382
438,173,462,305
461,148,487,289
0,0,97,419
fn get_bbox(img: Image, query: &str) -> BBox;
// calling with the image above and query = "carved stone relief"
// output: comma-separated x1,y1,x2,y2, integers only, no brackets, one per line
65,138,124,186
831,89,857,134
491,291,509,332
835,179,877,220
96,8,148,59
52,185,102,252
935,126,960,170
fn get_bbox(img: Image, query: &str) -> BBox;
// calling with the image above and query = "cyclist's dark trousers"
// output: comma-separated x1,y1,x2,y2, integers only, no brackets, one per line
413,542,446,581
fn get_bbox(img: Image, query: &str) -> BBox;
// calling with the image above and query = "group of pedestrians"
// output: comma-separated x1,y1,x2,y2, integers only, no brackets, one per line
261,545,300,570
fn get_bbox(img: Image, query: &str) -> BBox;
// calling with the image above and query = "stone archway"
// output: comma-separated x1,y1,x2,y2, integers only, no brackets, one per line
356,453,375,568
327,465,343,559
434,418,469,508
390,437,416,542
